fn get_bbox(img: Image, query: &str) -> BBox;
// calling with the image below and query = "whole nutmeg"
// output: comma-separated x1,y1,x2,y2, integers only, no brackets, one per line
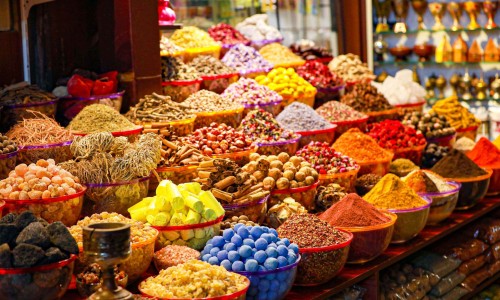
305,176,315,185
289,156,302,167
278,152,290,163
276,177,290,190
253,170,266,181
283,162,295,170
268,168,282,180
295,171,306,182
245,161,258,173
270,160,283,170
267,155,279,162
299,167,311,177
283,170,295,181
263,177,276,190
249,153,261,161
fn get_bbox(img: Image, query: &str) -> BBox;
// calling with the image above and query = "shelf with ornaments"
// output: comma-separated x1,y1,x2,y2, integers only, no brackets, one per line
374,60,500,67
376,26,500,35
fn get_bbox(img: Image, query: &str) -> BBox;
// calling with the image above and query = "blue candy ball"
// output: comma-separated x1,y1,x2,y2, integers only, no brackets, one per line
223,243,237,252
221,259,232,270
259,279,270,292
264,257,278,270
245,259,259,272
261,233,273,243
228,250,240,262
233,223,244,231
261,226,270,233
257,293,267,300
277,245,288,257
281,238,291,246
250,226,263,239
265,247,278,258
236,227,250,239
238,245,253,258
232,260,245,272
270,280,280,291
243,238,255,248
211,236,225,248
277,271,288,281
265,273,276,280
255,238,268,251
288,243,299,254
269,228,278,237
222,229,235,241
203,244,214,253
216,250,228,261
250,275,260,286
288,253,297,264
202,253,211,262
254,250,267,264
208,256,219,265
258,265,267,272
268,243,277,249
277,256,288,267
268,291,278,300
276,240,284,246
231,235,243,247
209,247,220,256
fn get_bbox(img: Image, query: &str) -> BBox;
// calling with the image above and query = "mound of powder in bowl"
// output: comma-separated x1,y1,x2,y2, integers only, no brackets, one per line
183,90,243,113
68,104,137,133
320,193,390,227
276,102,334,132
222,77,283,106
316,101,367,122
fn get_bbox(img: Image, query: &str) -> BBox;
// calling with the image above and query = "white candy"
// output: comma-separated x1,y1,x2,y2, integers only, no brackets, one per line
236,14,282,42
373,69,426,105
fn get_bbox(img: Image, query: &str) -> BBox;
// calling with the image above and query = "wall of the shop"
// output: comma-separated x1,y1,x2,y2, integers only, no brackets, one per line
0,0,23,86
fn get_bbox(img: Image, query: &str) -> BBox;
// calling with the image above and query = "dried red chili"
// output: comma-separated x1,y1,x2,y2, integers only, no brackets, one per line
296,61,342,88
367,120,426,150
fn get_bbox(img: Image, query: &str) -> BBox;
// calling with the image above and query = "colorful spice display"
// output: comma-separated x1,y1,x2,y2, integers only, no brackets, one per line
129,181,224,226
170,26,220,49
296,142,357,174
7,112,73,145
159,35,184,56
222,77,283,106
340,82,393,112
235,14,282,42
290,40,333,61
68,104,137,133
208,23,250,46
259,43,305,67
454,137,476,152
182,123,253,155
183,90,243,113
402,170,454,193
389,158,419,177
296,61,342,88
0,211,78,268
125,93,195,123
372,69,426,106
333,128,393,162
0,134,17,154
188,55,237,76
0,159,84,199
422,143,449,169
161,56,200,81
431,149,488,179
314,183,347,211
266,197,308,228
221,44,273,73
276,102,334,132
431,96,481,130
139,260,248,298
402,111,456,139
320,193,390,227
355,174,382,196
153,245,201,270
367,120,426,150
363,174,429,209
239,109,297,142
316,101,367,122
328,54,375,82
255,67,316,98
201,224,298,270
467,137,500,169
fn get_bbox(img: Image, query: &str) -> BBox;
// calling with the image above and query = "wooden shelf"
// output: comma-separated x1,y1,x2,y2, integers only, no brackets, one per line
159,24,182,31
374,61,499,68
286,198,500,300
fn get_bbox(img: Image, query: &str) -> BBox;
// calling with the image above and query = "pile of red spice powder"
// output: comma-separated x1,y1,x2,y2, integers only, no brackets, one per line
319,193,390,227
467,137,500,169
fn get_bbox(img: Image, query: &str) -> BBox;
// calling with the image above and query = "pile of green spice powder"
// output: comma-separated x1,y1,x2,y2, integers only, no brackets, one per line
68,104,137,133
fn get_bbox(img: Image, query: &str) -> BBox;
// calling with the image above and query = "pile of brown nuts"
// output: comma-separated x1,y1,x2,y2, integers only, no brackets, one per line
183,90,243,113
328,54,375,82
161,57,200,81
0,134,17,154
221,215,257,231
188,55,237,76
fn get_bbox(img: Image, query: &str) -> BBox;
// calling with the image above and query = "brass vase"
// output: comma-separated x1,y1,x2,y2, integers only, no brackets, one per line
392,0,409,33
447,2,463,31
411,0,428,30
483,1,498,29
429,3,446,31
374,0,392,33
464,1,480,30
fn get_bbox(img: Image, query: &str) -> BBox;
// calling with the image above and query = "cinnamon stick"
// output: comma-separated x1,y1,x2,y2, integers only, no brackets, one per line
214,176,236,190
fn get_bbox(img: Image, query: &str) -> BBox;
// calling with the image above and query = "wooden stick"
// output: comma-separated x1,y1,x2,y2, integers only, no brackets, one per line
199,160,215,168
214,176,236,190
211,188,233,202
162,139,177,150
198,171,212,179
